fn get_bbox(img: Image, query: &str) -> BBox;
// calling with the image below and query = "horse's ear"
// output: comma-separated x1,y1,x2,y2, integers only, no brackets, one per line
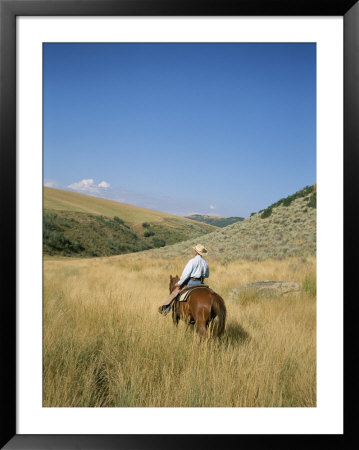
170,275,173,280
176,274,178,278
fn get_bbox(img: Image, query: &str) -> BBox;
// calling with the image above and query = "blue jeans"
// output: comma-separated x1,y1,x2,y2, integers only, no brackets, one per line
187,279,202,286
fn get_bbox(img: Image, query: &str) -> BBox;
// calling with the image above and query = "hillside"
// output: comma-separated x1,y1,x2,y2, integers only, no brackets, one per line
184,214,244,227
43,188,215,257
45,187,184,222
140,185,316,262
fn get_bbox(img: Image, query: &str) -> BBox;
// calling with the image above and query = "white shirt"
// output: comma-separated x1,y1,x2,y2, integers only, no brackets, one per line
177,254,209,286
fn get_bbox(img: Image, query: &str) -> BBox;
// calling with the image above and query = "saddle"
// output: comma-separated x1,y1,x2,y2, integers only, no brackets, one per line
178,284,209,302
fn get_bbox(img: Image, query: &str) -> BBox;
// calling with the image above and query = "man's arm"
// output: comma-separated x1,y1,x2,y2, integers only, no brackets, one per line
176,259,193,286
205,264,209,278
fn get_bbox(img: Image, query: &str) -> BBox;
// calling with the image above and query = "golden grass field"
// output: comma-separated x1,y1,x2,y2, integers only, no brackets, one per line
43,252,316,407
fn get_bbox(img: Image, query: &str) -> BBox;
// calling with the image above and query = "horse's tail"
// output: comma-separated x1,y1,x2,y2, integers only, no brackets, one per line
212,294,226,337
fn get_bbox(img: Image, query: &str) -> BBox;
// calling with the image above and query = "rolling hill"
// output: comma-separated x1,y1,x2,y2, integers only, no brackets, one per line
45,187,181,222
184,214,244,227
43,188,215,257
141,185,316,262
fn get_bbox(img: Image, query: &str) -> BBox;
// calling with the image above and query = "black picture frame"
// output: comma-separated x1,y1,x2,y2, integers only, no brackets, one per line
1,0,357,448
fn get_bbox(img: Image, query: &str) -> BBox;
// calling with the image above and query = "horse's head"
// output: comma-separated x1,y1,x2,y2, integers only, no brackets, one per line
169,275,179,293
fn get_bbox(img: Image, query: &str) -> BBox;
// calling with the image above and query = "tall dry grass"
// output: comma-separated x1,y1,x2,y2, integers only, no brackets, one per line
43,254,316,407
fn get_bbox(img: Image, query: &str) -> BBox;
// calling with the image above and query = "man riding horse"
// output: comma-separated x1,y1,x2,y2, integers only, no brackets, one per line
158,244,209,315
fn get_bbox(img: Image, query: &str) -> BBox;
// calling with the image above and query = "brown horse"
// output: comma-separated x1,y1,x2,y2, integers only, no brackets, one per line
169,275,226,338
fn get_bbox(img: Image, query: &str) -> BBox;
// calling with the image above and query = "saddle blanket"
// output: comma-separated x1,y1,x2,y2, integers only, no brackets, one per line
178,285,209,302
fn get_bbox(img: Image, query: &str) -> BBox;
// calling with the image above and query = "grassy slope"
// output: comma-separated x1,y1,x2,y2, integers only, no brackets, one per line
43,188,216,257
44,187,189,223
142,186,316,261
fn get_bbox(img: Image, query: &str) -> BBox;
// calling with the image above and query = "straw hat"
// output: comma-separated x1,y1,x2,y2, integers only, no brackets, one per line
193,244,207,256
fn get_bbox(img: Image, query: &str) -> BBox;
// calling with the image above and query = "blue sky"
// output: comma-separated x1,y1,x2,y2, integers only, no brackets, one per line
43,43,316,217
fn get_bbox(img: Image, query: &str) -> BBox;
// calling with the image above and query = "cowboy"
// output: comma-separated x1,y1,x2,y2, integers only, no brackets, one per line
176,244,209,288
159,244,209,314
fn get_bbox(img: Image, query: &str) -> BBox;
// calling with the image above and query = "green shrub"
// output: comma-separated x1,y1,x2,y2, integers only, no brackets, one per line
144,231,155,237
44,228,84,255
307,192,316,208
282,196,294,207
113,216,124,224
142,222,150,228
153,238,166,248
261,207,272,219
302,274,316,296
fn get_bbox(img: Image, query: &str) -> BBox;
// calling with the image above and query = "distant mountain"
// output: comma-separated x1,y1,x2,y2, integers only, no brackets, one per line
184,214,244,228
149,185,316,261
43,188,215,257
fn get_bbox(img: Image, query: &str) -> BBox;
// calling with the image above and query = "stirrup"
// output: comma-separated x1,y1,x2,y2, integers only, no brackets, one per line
158,306,169,315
